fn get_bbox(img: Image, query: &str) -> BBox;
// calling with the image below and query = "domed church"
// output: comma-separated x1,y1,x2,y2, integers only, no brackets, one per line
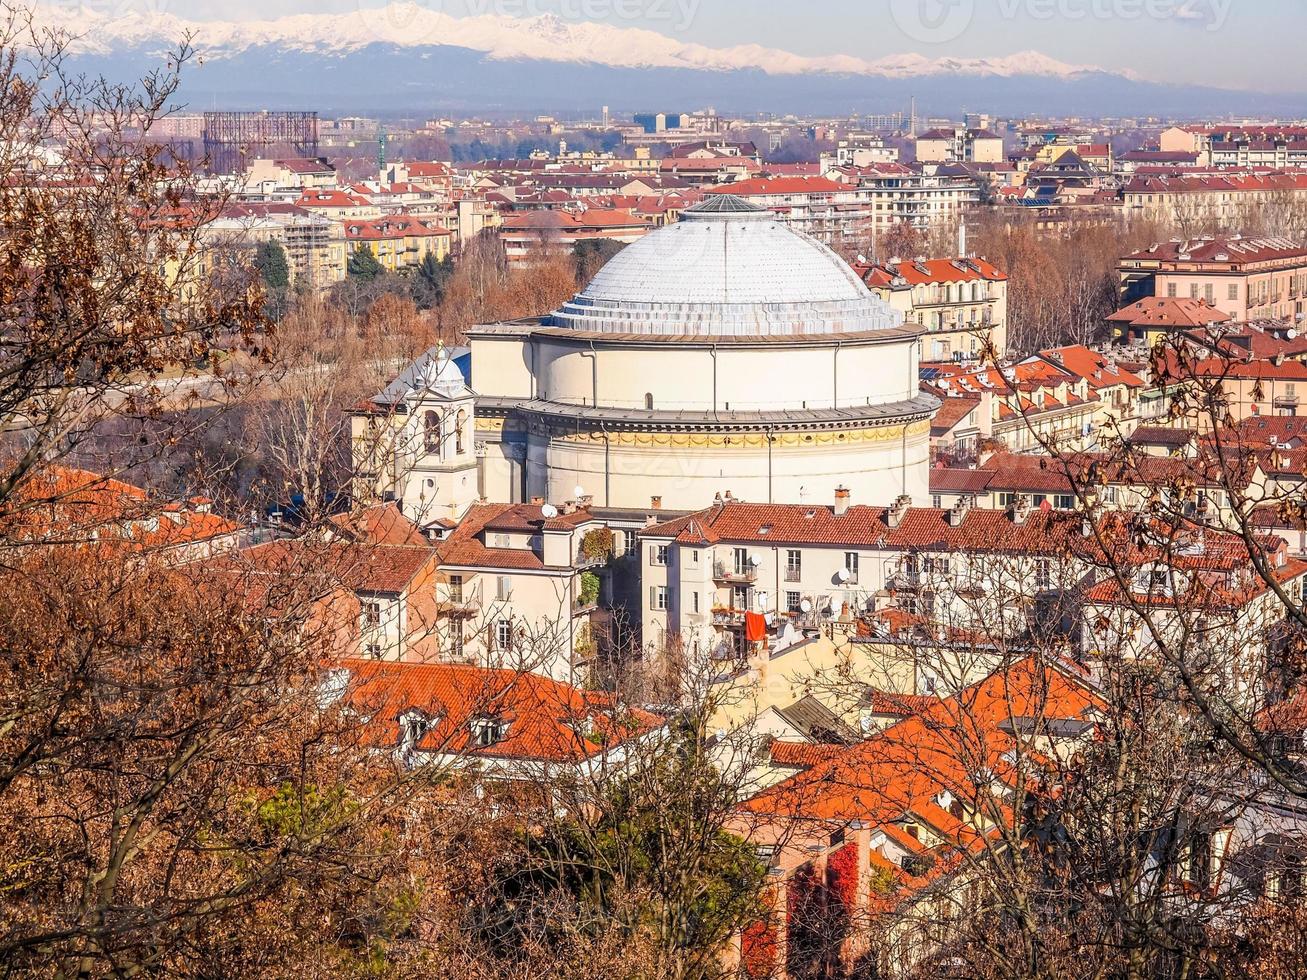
469,195,938,512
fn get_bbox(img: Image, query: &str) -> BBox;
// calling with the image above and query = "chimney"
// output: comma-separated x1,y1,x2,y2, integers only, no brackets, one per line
834,485,851,516
1010,494,1033,525
561,500,577,516
946,496,971,527
887,494,912,529
530,496,545,506
650,495,663,510
578,494,594,510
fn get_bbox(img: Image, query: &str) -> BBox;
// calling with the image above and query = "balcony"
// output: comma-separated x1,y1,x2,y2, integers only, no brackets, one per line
784,568,802,583
888,570,923,592
712,607,747,627
438,596,481,618
713,561,758,584
575,550,607,571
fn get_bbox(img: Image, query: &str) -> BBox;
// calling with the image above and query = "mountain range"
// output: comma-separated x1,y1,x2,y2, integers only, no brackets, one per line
30,3,1299,117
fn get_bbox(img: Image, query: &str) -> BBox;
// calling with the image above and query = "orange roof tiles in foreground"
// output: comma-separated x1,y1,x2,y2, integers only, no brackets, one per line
338,658,664,763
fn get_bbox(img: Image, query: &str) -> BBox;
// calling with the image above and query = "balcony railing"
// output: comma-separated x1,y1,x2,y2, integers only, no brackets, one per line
784,569,802,583
713,562,758,584
712,607,747,627
438,596,481,618
575,550,607,570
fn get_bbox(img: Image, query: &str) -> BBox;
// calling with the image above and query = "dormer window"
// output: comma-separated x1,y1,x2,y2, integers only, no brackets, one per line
472,716,508,747
399,710,435,755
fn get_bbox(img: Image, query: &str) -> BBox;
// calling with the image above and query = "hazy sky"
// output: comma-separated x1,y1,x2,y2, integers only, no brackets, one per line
111,0,1302,92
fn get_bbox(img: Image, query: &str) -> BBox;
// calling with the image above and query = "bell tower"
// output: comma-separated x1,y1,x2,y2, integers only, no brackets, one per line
400,345,479,524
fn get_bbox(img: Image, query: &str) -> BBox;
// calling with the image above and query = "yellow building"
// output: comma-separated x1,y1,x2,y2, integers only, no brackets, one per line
345,215,453,272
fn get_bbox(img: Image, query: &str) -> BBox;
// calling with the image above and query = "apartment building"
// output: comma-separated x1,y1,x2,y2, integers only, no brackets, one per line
430,500,651,684
914,128,1004,165
497,208,651,263
344,214,453,272
1118,235,1307,321
638,493,1084,659
1121,173,1307,239
856,256,1009,360
205,203,348,290
710,176,872,246
830,164,981,234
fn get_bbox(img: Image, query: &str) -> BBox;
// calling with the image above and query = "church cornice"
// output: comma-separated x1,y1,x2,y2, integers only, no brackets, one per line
475,394,940,437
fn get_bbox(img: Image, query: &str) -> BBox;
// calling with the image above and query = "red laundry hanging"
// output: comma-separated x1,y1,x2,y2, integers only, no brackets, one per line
744,611,768,643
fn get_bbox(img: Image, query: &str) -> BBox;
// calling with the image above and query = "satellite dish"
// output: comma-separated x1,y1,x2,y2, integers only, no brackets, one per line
573,485,586,499
749,552,762,566
836,567,851,584
1290,329,1299,340
800,599,813,614
540,504,559,519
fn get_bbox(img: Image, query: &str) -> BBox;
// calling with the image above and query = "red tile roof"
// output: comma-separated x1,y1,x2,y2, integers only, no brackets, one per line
338,658,662,763
231,539,437,595
8,465,241,552
1106,297,1232,328
708,176,847,197
328,503,429,547
857,256,1007,288
741,658,1099,825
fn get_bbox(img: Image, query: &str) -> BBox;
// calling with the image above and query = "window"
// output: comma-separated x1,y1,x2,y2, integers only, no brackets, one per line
496,575,512,601
692,591,700,614
424,410,441,454
733,547,750,575
651,545,668,567
644,392,654,410
494,619,513,653
1228,283,1239,301
1204,283,1214,304
362,600,382,630
1189,283,1199,299
365,642,382,659
472,717,507,747
1166,283,1177,298
449,622,464,659
623,531,638,558
732,585,750,610
786,591,802,614
786,549,802,582
844,552,860,583
1054,494,1075,510
455,408,467,455
1035,559,1052,591
449,575,464,602
922,556,949,576
932,494,942,509
650,586,668,611
690,549,700,565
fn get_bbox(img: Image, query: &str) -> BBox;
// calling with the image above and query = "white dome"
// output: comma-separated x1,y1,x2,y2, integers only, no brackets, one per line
546,195,903,338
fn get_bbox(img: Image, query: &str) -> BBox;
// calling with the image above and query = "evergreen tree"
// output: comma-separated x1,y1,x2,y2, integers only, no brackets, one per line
347,244,385,280
412,250,455,308
254,239,291,292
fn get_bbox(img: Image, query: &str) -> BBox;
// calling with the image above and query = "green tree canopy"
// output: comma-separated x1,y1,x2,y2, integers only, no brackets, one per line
254,238,291,291
348,244,386,280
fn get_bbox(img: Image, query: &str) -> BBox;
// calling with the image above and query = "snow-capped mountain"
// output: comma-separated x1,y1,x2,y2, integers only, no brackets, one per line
26,2,1284,115
34,3,1113,81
